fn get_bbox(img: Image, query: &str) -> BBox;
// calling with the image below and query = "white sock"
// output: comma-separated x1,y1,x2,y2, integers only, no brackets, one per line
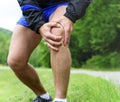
54,98,67,102
40,93,50,99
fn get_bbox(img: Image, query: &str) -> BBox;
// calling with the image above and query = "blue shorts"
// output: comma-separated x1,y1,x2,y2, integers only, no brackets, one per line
17,2,68,27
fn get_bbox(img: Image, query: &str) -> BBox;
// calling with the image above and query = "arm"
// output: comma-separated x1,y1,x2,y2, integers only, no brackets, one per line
64,0,91,23
52,0,91,45
17,0,46,34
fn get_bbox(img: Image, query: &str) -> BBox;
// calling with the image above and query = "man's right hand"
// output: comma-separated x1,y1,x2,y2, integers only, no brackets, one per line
39,22,63,51
51,16,73,46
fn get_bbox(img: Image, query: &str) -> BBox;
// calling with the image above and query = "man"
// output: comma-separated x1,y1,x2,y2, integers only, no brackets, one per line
7,0,91,102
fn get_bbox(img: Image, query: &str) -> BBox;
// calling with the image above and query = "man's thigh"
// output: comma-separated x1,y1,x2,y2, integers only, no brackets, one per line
49,6,67,21
8,25,42,62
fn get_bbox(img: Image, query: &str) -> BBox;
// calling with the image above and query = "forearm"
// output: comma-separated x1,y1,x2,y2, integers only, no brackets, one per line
64,0,91,23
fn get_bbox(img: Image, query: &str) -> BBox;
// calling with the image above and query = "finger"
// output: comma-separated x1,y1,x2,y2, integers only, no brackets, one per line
64,34,69,46
45,32,62,42
64,24,73,46
63,28,71,46
47,42,59,52
47,21,62,28
46,39,62,47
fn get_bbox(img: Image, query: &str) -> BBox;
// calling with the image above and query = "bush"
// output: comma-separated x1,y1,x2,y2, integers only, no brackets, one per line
29,40,50,68
0,28,12,65
83,52,120,69
109,52,120,68
83,55,111,69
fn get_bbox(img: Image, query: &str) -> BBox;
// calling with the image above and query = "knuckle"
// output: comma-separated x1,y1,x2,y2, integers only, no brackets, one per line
54,37,58,41
52,36,57,41
51,41,55,46
45,34,49,38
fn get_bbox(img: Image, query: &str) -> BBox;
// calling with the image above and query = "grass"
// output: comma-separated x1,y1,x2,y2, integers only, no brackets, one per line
0,67,120,102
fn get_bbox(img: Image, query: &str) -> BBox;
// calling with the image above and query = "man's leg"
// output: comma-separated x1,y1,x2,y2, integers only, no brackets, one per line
49,6,72,100
7,25,46,96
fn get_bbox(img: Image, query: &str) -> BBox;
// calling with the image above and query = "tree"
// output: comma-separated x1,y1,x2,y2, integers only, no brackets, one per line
70,0,120,68
0,28,12,65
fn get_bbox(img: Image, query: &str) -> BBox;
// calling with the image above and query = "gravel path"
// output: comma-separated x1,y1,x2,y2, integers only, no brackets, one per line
71,70,120,85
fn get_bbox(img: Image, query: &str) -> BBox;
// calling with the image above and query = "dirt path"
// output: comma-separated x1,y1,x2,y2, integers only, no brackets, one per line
71,70,120,85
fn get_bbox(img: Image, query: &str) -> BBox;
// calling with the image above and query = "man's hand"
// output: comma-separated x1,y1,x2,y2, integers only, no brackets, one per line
39,22,63,51
51,16,73,46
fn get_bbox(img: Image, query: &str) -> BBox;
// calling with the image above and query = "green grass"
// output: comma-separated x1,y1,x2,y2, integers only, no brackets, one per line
0,68,120,102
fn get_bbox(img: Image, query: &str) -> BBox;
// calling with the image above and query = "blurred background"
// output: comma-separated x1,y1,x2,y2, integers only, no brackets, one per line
0,0,120,69
0,0,120,102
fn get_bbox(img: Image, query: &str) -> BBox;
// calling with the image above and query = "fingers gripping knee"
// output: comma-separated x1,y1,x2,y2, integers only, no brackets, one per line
48,22,65,51
51,23,64,37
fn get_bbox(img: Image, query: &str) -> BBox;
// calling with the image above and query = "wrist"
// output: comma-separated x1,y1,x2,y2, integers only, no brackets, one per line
62,16,74,25
64,12,76,23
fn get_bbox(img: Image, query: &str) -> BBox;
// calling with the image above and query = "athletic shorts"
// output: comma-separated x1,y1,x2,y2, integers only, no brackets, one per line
17,2,68,27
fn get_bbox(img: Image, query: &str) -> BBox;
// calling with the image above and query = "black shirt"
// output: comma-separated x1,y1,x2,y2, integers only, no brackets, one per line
17,0,91,34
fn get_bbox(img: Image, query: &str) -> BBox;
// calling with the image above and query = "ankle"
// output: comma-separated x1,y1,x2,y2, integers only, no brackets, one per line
39,92,51,99
53,98,67,102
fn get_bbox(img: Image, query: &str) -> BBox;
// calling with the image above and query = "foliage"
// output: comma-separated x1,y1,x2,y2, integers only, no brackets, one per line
0,0,120,68
83,55,111,69
70,0,120,67
84,52,120,69
29,40,50,67
109,52,120,68
0,28,12,65
0,68,120,102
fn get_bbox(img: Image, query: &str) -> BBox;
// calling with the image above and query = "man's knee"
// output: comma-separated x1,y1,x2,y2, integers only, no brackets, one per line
51,23,64,37
7,55,27,71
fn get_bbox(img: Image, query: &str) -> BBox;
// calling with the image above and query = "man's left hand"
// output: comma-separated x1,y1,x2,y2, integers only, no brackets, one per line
52,16,73,46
